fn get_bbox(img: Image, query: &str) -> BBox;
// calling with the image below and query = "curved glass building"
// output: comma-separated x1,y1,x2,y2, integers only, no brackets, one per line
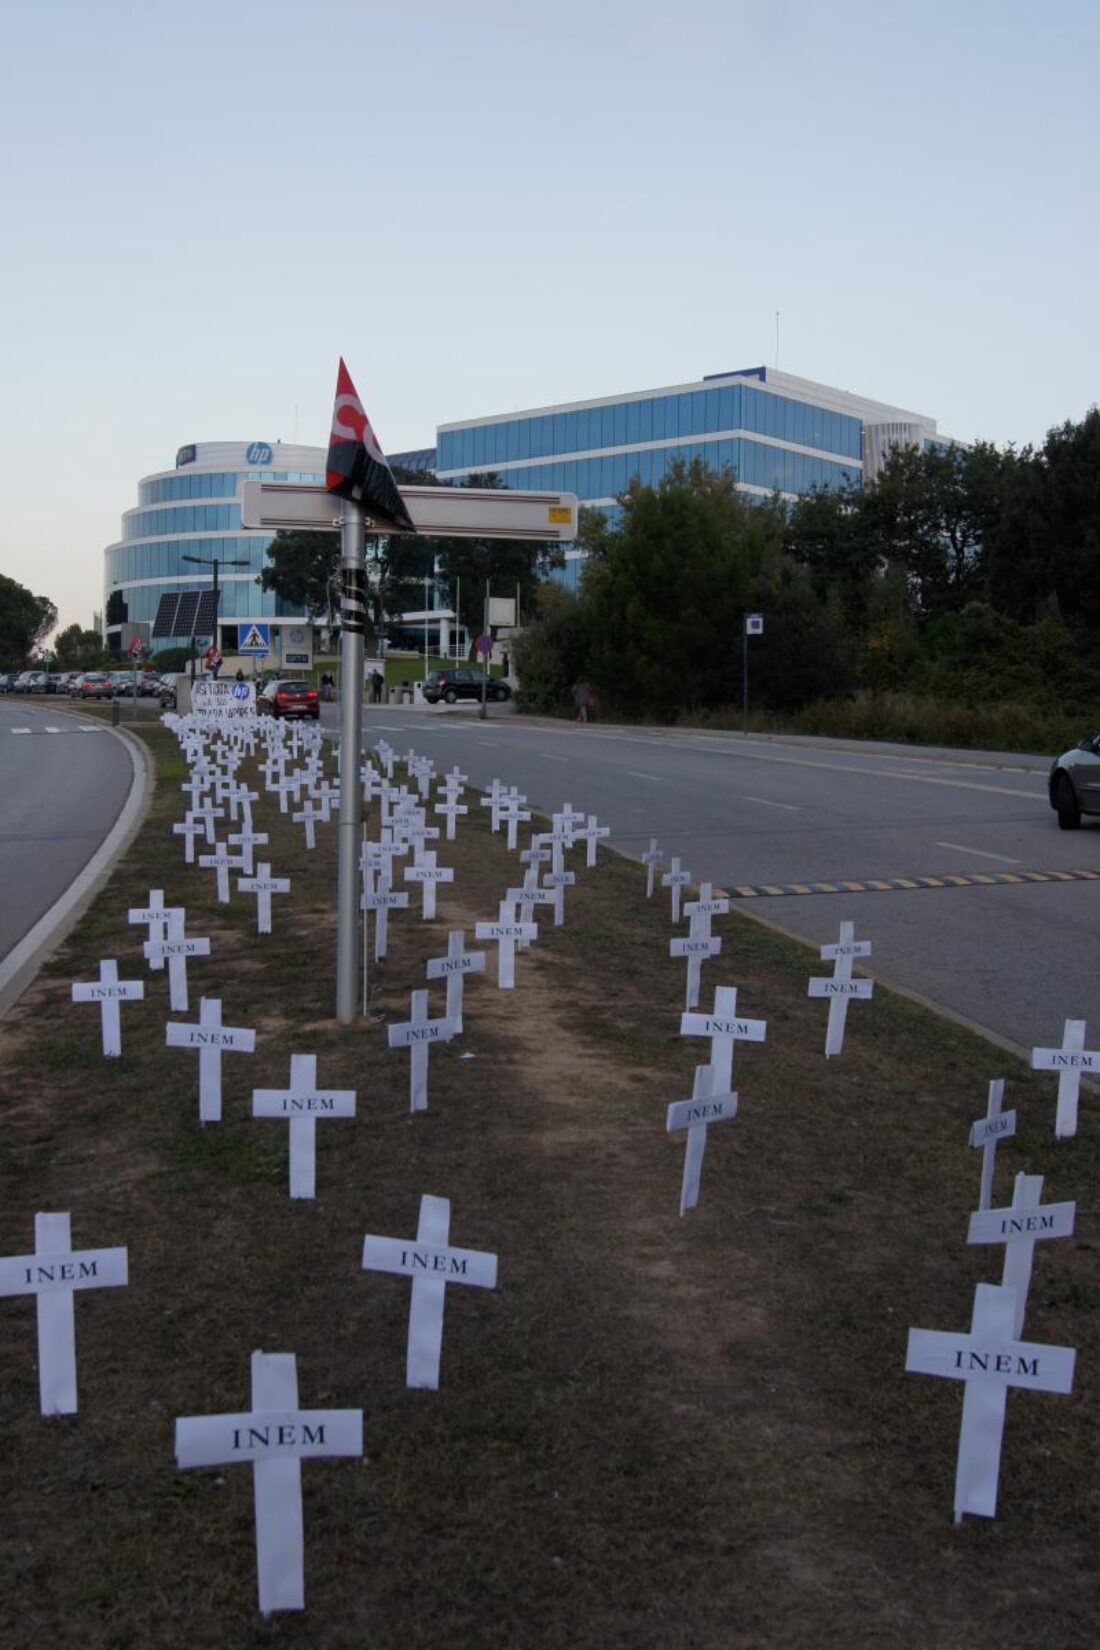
103,440,326,652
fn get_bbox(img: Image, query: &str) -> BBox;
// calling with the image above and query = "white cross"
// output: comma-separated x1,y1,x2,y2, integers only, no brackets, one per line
362,869,409,964
642,838,664,899
198,840,244,904
292,800,324,850
967,1172,1076,1337
172,815,206,864
0,1212,128,1415
180,774,209,813
252,1054,356,1199
554,802,584,846
426,931,487,1034
573,813,610,868
387,989,458,1112
905,1282,1075,1523
667,1065,739,1216
128,888,167,970
681,985,767,1093
175,1351,363,1616
71,960,145,1057
229,827,269,878
238,862,291,935
662,856,692,924
475,901,539,990
433,795,469,842
144,908,211,1012
166,998,257,1123
479,779,507,832
670,911,722,1010
1029,1018,1100,1138
403,848,454,921
190,801,225,844
498,792,531,853
361,1194,497,1390
808,921,874,1057
969,1079,1016,1211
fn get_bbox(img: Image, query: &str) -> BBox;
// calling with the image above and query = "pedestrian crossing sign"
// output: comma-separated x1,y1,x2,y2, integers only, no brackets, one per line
238,623,271,655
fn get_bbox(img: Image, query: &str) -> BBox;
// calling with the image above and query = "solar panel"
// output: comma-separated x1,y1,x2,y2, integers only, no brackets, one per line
175,591,200,637
194,590,218,640
152,593,182,638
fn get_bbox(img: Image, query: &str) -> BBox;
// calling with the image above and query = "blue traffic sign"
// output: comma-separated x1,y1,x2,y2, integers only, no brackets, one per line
238,623,271,655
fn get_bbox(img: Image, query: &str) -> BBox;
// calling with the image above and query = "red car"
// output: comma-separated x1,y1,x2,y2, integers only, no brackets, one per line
257,679,320,720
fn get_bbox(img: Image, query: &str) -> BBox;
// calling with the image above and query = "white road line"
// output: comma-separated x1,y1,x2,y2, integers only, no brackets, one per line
542,753,569,763
44,726,62,733
11,728,31,735
935,841,1023,865
744,795,800,811
626,769,664,781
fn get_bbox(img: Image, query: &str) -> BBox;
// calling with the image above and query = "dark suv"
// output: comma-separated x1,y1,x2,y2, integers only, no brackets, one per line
424,668,510,705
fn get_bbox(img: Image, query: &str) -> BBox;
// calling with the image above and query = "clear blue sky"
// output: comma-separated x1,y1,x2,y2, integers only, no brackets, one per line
1,0,1097,634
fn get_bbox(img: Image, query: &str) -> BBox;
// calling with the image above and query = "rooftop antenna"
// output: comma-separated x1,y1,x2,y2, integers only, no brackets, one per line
775,310,780,370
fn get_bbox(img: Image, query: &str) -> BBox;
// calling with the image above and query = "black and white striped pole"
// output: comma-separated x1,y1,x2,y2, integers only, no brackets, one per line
336,500,366,1023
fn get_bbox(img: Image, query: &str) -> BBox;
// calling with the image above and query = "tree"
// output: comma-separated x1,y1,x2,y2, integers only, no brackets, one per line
512,587,588,714
258,530,339,620
54,623,107,669
584,458,771,720
0,575,56,669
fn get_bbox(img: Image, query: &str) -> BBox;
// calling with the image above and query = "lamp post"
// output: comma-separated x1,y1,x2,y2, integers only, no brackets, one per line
181,553,250,680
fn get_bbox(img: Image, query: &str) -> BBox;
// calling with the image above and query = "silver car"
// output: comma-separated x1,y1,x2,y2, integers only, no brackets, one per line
1049,739,1100,829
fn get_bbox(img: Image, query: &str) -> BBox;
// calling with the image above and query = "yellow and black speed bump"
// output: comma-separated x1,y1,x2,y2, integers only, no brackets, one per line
724,869,1100,899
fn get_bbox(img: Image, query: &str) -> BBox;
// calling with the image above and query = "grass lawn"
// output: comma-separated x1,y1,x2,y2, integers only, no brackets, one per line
0,721,1097,1648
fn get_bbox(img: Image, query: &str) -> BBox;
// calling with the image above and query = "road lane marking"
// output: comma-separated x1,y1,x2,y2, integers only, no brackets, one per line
626,769,664,781
542,753,569,763
744,796,800,811
726,869,1100,898
936,841,1023,865
12,728,30,735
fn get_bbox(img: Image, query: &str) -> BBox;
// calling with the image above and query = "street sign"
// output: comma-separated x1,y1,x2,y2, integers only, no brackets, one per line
745,613,764,635
237,623,271,656
474,633,493,657
488,597,516,627
203,645,221,668
282,623,313,669
129,637,146,659
241,480,578,542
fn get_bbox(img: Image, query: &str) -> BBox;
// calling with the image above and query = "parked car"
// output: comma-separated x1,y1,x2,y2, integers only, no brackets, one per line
158,673,179,709
423,667,511,706
79,672,113,699
257,679,320,720
68,673,87,696
0,672,17,692
12,671,34,693
27,671,49,693
45,673,66,694
1048,738,1100,828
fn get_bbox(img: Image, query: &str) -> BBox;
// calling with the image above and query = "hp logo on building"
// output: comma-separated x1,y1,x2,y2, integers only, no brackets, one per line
246,442,273,465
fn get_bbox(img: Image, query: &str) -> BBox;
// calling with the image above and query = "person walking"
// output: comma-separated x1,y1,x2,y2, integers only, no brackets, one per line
572,679,591,723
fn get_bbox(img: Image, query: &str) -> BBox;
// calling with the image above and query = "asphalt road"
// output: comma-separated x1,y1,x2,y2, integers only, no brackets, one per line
0,698,134,962
333,703,1097,1055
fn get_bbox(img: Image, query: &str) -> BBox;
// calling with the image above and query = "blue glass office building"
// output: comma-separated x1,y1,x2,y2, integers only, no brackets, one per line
103,440,327,651
433,366,945,588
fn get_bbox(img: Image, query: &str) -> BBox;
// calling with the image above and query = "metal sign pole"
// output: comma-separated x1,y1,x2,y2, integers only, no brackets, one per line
479,580,490,721
336,500,366,1023
742,630,749,734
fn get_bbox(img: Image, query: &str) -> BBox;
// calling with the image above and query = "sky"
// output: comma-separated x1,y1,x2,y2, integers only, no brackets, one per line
1,0,1097,635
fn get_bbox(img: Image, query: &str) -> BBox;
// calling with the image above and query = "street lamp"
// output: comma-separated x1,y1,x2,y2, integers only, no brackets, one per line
181,553,250,680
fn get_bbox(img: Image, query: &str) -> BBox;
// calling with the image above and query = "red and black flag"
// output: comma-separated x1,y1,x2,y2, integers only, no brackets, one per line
325,358,415,533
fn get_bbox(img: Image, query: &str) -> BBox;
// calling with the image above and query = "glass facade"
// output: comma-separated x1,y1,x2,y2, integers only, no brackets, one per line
104,448,326,648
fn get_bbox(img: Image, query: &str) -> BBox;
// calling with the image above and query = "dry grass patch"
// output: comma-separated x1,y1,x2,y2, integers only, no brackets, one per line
0,724,1097,1649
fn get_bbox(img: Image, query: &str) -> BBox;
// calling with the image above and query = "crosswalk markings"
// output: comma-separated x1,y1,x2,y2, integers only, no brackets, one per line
723,869,1100,899
6,724,104,736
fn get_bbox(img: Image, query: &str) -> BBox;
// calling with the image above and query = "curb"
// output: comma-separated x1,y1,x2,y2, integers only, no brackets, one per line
0,718,154,1019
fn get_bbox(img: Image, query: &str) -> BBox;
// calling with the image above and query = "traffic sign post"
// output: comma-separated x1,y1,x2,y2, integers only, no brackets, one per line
742,613,763,733
244,469,578,1025
238,624,271,657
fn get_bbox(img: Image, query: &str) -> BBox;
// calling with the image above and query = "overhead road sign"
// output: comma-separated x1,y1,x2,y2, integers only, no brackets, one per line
152,589,219,641
242,481,579,542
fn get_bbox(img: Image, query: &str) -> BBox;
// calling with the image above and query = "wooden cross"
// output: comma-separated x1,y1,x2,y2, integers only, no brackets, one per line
426,931,487,1034
666,1065,738,1216
681,985,767,1093
128,888,168,970
905,1282,1075,1523
969,1079,1016,1211
229,827,269,879
166,997,257,1123
1029,1017,1100,1138
238,862,291,935
252,1054,356,1199
670,912,722,1011
574,814,610,868
642,838,664,899
967,1172,1076,1336
71,960,145,1057
175,1351,363,1616
475,901,539,989
292,800,324,850
361,1194,497,1390
198,840,245,904
0,1212,127,1415
808,921,874,1056
144,908,211,1012
387,989,458,1112
662,856,692,924
403,848,454,921
172,814,206,864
